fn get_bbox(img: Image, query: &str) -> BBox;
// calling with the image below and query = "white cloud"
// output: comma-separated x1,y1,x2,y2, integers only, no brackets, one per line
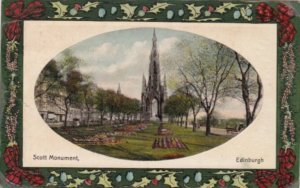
85,40,150,99
95,42,120,57
158,37,179,55
77,42,120,65
105,41,149,74
79,65,99,74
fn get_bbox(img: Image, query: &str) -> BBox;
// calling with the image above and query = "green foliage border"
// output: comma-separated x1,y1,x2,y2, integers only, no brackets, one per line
0,0,299,187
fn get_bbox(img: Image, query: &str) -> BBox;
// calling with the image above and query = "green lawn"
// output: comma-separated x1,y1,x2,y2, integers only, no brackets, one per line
53,123,232,160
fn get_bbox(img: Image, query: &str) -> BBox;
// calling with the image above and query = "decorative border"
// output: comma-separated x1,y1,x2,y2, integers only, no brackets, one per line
1,1,299,187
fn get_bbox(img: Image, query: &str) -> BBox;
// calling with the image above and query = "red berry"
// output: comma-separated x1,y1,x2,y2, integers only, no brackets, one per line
85,178,92,185
74,3,82,11
152,178,158,185
142,6,149,13
218,179,226,187
208,5,214,12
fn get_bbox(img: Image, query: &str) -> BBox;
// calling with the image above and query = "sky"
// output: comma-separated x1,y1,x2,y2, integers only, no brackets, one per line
52,28,258,119
55,28,185,99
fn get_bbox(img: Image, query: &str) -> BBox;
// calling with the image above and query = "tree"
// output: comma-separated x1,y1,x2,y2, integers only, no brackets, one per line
80,81,97,126
35,60,61,99
60,70,83,127
105,90,118,124
164,95,178,123
122,97,140,123
164,93,190,127
96,88,108,126
120,96,130,123
178,85,202,132
35,48,145,128
130,99,140,122
116,93,125,122
35,50,84,127
170,39,236,135
234,52,263,126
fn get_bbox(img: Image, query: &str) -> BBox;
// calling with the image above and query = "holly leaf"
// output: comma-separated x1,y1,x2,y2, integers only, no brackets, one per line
51,1,68,18
66,183,78,188
240,7,252,21
214,3,242,14
120,3,137,19
46,182,58,186
79,170,102,174
232,175,248,188
148,3,172,14
50,171,60,177
164,173,178,187
148,170,173,174
81,1,100,12
66,178,84,188
73,178,84,185
200,178,217,188
132,18,154,21
197,18,221,22
185,4,204,20
61,17,82,20
214,170,252,175
98,173,112,188
132,177,151,188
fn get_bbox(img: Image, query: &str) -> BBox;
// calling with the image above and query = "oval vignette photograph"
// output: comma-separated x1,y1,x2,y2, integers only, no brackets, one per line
34,28,263,161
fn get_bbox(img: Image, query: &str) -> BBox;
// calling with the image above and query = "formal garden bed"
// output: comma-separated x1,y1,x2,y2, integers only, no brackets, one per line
53,123,232,160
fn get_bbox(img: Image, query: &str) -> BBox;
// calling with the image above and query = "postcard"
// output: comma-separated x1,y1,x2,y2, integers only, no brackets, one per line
1,1,299,187
23,21,277,169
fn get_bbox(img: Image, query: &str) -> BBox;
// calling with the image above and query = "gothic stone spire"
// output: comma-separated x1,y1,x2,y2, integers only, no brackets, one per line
150,29,159,60
148,29,161,90
142,74,146,93
141,29,165,123
153,28,157,42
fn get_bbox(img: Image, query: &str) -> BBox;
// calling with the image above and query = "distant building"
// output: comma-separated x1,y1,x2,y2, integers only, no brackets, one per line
35,83,124,126
117,83,121,95
35,83,102,126
35,84,66,123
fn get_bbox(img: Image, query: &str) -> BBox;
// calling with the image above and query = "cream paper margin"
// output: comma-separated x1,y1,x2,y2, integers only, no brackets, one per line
23,21,277,169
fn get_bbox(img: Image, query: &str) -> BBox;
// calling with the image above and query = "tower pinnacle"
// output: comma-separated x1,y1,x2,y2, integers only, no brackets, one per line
117,83,121,94
149,29,160,90
150,29,158,59
142,74,146,93
153,28,157,42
